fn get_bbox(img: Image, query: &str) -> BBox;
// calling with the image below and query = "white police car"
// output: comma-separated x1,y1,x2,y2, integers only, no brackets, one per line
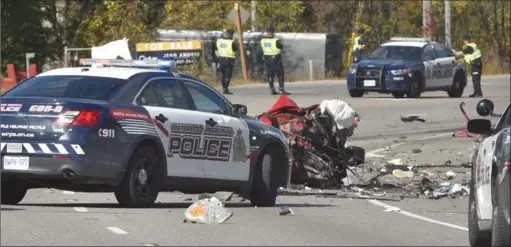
1,59,289,208
467,99,511,247
347,37,467,98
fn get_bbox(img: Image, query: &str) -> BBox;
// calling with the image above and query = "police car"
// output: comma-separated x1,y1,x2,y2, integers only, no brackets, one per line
467,99,510,247
347,37,467,98
0,59,289,208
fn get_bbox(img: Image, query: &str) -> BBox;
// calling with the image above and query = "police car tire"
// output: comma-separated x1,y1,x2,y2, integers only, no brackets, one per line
114,146,161,208
447,77,464,98
391,92,406,98
468,180,491,247
349,90,364,98
1,181,28,205
491,183,511,247
407,79,421,98
250,148,278,207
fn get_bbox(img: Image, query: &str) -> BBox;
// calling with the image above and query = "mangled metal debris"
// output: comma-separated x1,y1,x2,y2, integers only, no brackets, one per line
400,114,427,123
257,95,365,188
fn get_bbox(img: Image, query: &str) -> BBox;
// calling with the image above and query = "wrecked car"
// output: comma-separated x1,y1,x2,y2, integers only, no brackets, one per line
257,95,365,188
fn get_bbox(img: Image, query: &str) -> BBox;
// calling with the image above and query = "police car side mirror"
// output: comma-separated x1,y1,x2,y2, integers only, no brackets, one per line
232,104,248,116
467,119,492,135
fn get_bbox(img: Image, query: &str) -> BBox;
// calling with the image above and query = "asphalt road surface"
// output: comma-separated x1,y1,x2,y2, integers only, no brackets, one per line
1,75,510,246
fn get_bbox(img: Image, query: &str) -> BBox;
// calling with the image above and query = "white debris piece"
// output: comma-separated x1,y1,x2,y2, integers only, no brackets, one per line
184,197,233,224
319,99,356,130
445,171,456,180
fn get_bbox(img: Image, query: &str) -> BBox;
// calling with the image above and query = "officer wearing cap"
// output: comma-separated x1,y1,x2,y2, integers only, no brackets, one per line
260,27,289,95
352,28,366,63
454,34,483,97
214,29,238,94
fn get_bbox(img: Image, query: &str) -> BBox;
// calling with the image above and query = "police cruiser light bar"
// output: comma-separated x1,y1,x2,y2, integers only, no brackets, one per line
390,37,431,42
79,58,176,70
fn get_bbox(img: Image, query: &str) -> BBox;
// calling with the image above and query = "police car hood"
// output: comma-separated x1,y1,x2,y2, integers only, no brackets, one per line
357,59,421,69
240,115,287,145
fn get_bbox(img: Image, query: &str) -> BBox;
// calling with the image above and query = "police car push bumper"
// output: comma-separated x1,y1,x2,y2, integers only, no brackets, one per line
347,66,414,92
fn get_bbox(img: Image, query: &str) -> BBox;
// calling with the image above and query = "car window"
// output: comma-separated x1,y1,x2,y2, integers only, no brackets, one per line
182,80,228,115
496,104,511,131
2,75,125,100
369,46,422,60
423,45,436,59
434,44,453,58
137,79,190,110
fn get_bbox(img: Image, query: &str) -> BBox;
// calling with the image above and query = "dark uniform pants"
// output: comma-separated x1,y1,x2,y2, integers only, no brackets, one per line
471,58,483,95
264,55,285,90
218,57,234,90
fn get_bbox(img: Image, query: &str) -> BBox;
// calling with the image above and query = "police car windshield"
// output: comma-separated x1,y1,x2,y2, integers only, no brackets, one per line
369,46,423,60
3,75,125,100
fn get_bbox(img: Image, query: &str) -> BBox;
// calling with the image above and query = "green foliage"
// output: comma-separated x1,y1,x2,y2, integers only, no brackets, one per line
1,0,510,75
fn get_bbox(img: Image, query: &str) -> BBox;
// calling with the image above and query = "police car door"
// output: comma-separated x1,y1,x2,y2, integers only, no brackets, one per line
434,44,455,87
181,79,251,182
135,77,205,178
422,44,441,88
476,104,511,220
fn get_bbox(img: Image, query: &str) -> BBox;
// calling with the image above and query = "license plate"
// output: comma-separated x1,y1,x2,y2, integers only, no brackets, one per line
364,80,376,87
2,156,29,171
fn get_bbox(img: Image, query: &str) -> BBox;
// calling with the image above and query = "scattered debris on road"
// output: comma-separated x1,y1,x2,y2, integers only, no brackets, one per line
400,114,427,123
279,206,296,216
183,197,234,224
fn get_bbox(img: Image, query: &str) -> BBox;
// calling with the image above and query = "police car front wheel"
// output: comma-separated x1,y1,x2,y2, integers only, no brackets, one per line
115,146,162,208
1,180,28,205
250,147,281,207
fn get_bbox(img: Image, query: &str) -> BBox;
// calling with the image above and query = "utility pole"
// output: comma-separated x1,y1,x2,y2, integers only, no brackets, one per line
251,0,257,32
234,3,248,80
444,0,452,48
422,0,433,40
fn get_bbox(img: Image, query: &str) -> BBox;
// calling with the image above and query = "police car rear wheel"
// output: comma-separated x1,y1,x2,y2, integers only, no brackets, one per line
250,148,279,207
349,90,364,98
115,146,161,208
468,180,491,247
491,183,511,247
1,181,28,205
447,78,464,98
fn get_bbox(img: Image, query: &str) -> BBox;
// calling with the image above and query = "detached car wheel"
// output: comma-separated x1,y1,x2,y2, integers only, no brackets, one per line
469,180,491,247
115,146,162,208
250,148,279,207
349,90,364,98
1,181,28,205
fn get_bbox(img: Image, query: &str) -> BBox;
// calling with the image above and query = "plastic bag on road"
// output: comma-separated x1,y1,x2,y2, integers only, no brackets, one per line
183,197,234,224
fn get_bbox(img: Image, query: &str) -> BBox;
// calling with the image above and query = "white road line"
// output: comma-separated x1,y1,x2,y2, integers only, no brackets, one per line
107,227,128,235
63,190,74,194
367,199,469,231
419,132,454,141
73,207,88,212
365,142,406,158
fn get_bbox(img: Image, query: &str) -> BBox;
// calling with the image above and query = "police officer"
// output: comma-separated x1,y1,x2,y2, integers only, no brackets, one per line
214,29,238,94
261,27,289,95
352,28,366,63
454,34,483,97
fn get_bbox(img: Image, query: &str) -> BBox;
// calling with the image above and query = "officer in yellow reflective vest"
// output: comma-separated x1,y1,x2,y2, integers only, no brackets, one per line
214,29,238,94
352,28,366,63
454,34,483,97
261,27,289,95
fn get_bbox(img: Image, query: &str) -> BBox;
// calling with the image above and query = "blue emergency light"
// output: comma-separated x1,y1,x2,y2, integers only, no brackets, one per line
79,58,176,72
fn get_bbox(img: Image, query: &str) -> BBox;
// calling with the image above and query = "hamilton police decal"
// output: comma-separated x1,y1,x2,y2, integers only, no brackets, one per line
168,123,235,161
